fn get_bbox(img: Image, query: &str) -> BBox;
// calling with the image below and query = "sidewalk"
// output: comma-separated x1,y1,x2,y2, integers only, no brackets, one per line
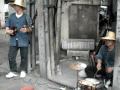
0,71,62,90
0,29,64,90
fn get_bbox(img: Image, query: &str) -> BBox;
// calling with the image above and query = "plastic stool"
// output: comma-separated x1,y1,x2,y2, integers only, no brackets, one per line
20,86,34,90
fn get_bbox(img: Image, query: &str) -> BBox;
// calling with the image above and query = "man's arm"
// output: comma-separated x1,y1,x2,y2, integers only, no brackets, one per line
20,25,32,33
96,45,105,70
96,59,102,70
5,27,14,35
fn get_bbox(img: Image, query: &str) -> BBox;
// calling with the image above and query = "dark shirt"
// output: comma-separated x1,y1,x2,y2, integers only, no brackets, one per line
5,13,32,47
96,45,115,67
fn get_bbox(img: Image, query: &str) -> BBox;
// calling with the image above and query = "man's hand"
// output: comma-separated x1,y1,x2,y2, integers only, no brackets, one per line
96,62,102,70
5,28,14,35
106,67,113,73
96,59,102,70
20,25,32,33
20,27,28,33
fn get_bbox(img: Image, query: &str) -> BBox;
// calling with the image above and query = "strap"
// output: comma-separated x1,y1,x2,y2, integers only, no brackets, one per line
24,14,31,27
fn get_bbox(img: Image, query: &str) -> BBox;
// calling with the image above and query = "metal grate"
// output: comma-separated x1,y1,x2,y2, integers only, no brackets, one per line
62,39,95,50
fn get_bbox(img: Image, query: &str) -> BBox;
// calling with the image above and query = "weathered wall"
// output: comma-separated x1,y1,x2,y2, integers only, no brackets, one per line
36,0,47,78
61,0,100,41
113,0,120,90
0,0,5,28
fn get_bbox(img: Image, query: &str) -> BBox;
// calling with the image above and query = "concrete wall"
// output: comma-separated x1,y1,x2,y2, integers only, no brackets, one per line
0,0,5,28
113,0,120,90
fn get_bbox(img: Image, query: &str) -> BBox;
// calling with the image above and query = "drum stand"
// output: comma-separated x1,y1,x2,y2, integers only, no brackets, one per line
75,70,80,90
69,62,87,90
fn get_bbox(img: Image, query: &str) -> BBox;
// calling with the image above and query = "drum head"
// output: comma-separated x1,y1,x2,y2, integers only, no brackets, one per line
85,78,100,85
79,78,100,86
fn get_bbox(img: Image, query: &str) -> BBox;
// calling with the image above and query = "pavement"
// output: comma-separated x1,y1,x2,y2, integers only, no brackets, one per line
0,29,112,90
0,29,64,90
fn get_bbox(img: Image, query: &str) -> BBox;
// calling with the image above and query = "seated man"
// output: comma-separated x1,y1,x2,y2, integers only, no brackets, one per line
78,31,115,88
96,31,115,88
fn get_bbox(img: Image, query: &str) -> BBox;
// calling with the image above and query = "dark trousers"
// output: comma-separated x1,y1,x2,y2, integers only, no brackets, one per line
8,46,28,72
85,65,113,80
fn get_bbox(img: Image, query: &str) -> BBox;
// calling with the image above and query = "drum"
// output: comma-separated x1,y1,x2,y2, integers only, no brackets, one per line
79,78,104,90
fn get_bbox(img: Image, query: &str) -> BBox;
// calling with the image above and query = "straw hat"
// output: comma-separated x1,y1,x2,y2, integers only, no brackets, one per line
102,31,116,40
9,0,26,9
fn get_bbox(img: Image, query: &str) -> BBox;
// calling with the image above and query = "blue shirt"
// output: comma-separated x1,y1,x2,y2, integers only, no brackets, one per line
96,45,115,67
5,13,32,47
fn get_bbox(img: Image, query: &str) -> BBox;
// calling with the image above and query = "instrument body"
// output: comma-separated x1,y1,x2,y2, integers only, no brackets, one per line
79,78,104,90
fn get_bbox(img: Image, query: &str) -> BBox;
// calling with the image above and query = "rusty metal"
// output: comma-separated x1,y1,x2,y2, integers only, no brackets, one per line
69,4,99,39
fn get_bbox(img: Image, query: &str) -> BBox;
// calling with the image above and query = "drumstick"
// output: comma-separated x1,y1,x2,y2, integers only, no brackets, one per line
94,70,99,78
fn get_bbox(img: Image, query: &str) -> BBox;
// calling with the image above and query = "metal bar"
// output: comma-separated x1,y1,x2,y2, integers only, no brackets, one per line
63,0,101,5
30,0,36,71
26,0,37,73
26,0,32,73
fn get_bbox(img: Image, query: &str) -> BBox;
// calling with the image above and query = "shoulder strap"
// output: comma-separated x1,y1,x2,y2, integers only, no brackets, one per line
24,14,28,25
9,13,15,18
24,14,32,27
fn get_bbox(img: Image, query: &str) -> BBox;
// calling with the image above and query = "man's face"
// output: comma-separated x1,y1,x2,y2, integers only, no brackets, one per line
13,5,23,12
105,40,115,47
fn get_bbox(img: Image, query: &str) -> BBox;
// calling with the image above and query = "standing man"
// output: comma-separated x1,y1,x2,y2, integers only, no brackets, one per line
96,31,115,87
5,0,32,78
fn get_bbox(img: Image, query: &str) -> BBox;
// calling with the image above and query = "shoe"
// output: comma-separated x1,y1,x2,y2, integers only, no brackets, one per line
104,80,111,89
20,71,26,78
6,72,18,78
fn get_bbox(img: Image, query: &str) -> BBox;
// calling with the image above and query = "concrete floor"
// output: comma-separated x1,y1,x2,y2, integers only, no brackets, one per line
0,74,62,90
50,59,85,88
0,29,64,90
0,29,111,90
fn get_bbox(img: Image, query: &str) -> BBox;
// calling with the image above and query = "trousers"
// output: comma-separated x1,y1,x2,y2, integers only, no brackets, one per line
8,45,28,72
